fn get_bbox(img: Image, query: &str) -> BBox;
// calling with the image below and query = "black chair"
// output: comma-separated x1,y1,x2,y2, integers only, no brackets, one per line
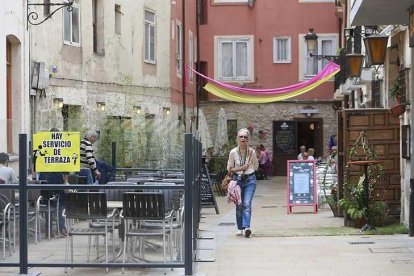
64,192,116,273
0,190,13,259
121,192,172,274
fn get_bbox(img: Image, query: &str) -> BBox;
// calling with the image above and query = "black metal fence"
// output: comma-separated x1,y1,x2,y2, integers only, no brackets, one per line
0,133,202,275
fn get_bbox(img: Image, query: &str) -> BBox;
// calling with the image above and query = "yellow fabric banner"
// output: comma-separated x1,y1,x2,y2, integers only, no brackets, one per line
203,68,340,103
33,132,80,173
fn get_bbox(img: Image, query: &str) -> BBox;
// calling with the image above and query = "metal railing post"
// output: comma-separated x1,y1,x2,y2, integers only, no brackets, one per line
19,134,28,274
111,142,117,180
184,133,194,275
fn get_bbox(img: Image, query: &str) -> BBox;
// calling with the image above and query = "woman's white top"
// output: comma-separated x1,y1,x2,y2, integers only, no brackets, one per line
227,146,259,176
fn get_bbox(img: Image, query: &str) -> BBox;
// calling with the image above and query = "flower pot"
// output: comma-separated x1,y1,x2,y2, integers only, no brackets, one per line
390,104,405,118
353,217,366,228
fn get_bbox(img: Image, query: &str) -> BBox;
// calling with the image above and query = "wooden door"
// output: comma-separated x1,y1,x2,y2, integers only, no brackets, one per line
339,109,401,217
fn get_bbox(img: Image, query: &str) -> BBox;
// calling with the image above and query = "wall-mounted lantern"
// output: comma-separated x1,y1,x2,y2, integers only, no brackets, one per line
96,102,106,112
133,106,141,114
53,98,64,109
346,54,364,78
163,107,171,115
364,34,389,65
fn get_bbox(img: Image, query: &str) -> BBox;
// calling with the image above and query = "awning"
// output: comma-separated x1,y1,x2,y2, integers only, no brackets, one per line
351,0,413,26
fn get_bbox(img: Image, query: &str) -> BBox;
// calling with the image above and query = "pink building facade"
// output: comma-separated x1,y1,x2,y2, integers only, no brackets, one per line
199,0,340,175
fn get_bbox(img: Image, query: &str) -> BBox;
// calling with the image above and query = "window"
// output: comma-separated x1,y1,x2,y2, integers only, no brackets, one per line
213,0,248,3
299,0,334,2
144,10,156,63
216,36,253,82
189,31,194,81
273,36,291,63
304,35,336,78
176,21,182,76
63,1,80,46
115,5,121,35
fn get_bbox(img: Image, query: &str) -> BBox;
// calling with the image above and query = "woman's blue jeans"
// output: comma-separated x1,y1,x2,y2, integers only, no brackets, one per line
234,173,257,230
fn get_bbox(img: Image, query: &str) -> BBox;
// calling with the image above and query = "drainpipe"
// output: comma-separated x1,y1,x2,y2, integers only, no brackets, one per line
181,0,186,131
195,0,200,130
409,53,414,236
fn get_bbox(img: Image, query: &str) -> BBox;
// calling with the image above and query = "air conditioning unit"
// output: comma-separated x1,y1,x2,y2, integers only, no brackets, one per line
31,61,49,90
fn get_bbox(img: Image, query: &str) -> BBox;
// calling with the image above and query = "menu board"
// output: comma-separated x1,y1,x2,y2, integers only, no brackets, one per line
200,164,219,214
286,160,317,214
274,121,296,154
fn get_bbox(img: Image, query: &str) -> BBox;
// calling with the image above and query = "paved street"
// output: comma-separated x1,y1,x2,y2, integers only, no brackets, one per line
1,177,414,275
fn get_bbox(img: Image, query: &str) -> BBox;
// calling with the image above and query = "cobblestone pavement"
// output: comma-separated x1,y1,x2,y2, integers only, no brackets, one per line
2,177,414,275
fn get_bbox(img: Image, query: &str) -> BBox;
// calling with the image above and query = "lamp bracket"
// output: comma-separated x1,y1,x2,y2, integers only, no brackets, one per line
309,53,339,63
27,0,74,26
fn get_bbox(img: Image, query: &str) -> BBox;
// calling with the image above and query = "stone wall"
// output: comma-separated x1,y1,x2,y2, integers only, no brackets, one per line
200,101,338,159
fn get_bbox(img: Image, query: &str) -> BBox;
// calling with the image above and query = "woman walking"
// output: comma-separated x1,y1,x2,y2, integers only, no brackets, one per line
227,128,258,237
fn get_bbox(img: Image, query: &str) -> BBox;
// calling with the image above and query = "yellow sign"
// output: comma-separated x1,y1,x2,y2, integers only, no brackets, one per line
33,132,80,172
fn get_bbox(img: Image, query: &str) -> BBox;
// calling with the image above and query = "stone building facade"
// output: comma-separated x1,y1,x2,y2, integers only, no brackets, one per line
201,101,338,175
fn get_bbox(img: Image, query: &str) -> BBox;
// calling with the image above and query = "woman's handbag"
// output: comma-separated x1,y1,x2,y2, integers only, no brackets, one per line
220,170,233,191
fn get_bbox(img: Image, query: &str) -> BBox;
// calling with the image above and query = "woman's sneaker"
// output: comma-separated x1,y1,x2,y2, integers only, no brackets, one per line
244,228,252,238
236,229,243,236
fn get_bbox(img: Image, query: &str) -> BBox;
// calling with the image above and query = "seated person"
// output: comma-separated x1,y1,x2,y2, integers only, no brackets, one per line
307,148,315,161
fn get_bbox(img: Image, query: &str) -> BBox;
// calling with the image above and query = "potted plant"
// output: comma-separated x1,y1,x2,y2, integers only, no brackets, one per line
339,176,367,227
389,78,401,103
389,77,406,117
340,131,389,228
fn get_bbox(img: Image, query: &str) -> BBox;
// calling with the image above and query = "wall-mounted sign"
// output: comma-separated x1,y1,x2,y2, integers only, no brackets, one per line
299,106,319,117
33,132,80,173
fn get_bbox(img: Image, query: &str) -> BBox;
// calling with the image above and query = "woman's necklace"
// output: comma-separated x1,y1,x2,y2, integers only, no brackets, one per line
237,146,247,166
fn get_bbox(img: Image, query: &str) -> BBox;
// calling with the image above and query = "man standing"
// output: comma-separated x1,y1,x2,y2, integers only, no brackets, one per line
79,130,101,184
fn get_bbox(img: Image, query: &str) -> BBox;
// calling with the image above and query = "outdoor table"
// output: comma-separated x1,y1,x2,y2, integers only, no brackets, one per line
107,201,123,209
162,178,184,184
166,173,184,178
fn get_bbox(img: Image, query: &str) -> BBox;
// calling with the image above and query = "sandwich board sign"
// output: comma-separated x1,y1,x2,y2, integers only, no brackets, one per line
286,160,317,214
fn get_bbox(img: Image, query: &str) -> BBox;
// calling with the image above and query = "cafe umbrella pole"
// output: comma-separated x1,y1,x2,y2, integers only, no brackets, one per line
19,134,29,274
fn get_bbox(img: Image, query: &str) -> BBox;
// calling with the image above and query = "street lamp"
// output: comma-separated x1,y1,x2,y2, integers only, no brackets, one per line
304,28,339,62
344,26,389,66
346,54,364,78
364,34,389,65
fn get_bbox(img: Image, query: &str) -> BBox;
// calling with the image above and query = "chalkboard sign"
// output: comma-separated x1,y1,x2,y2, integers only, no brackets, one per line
286,160,317,214
275,121,296,154
200,164,219,214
